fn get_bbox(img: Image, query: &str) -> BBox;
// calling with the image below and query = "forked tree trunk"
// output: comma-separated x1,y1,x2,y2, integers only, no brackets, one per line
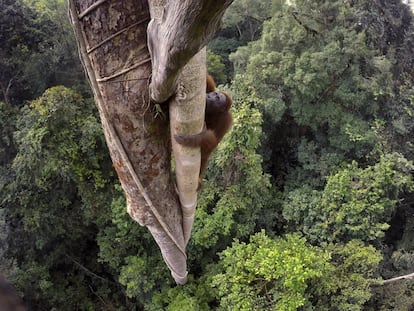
68,0,188,284
68,0,233,284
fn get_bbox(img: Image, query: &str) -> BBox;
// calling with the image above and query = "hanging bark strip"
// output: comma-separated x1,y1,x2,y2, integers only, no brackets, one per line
68,0,188,284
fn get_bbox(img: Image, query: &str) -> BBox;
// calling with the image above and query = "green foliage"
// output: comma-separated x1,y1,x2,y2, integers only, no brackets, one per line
148,275,214,311
370,281,414,311
213,234,381,311
230,0,414,186
0,101,17,167
97,186,173,307
0,0,87,105
207,49,227,85
119,256,166,299
208,37,240,83
11,86,111,232
97,190,141,271
1,0,414,309
23,0,89,94
212,231,330,310
369,250,414,311
229,7,414,310
191,99,273,250
223,0,272,41
0,0,48,103
3,86,119,310
284,153,414,244
317,240,382,311
208,0,273,82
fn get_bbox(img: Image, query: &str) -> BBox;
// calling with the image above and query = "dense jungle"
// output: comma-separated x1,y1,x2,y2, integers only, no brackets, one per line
1,0,414,310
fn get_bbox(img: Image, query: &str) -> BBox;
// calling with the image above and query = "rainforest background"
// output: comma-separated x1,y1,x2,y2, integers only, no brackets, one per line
1,0,414,310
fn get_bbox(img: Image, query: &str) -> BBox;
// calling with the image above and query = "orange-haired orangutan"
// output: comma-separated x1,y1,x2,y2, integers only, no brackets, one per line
174,74,232,189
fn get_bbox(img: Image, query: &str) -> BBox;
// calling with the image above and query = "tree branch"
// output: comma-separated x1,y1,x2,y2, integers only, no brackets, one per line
291,12,319,36
381,272,414,285
65,254,115,284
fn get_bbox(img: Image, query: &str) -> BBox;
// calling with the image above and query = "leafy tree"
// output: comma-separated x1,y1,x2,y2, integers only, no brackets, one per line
3,87,120,310
212,232,381,311
283,153,414,244
96,188,174,309
208,37,241,82
208,0,272,82
1,0,413,309
0,101,17,168
368,250,414,311
227,1,414,308
213,231,329,310
230,0,414,187
22,0,89,94
147,275,214,311
0,0,51,104
317,241,382,311
223,0,272,42
0,101,17,273
0,0,88,106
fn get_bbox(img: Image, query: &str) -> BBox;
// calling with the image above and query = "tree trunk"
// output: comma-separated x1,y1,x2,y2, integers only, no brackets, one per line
147,0,233,245
68,0,233,285
147,0,234,103
170,49,206,245
68,0,188,284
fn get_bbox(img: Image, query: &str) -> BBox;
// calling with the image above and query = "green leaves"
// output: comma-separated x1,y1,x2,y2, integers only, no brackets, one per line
323,241,382,311
207,49,227,85
213,231,330,310
3,86,120,310
284,153,414,244
1,0,414,309
212,233,382,311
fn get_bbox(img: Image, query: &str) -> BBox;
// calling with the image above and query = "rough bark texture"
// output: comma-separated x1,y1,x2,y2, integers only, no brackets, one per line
147,0,234,103
68,0,188,284
69,0,233,285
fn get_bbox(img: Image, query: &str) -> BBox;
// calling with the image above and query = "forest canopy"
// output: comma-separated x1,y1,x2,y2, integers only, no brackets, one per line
1,0,414,310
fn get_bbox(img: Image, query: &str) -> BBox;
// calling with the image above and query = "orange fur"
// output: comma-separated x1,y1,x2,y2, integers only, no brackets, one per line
206,74,216,93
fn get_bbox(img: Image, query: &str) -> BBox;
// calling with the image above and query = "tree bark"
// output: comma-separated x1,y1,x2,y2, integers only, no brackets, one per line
147,0,234,103
69,0,233,285
68,0,188,284
147,0,233,245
